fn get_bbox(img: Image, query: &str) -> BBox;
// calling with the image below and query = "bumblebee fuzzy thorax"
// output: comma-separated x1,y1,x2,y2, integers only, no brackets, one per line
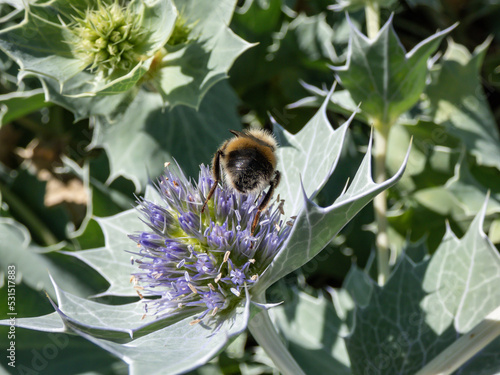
221,129,278,194
202,128,281,234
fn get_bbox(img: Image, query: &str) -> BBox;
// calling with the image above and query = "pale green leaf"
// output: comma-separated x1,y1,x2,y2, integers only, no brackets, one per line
139,0,177,54
345,201,500,374
52,281,153,338
413,190,463,220
346,256,446,375
411,155,500,228
255,126,410,293
72,295,250,375
422,201,500,334
490,218,500,244
385,120,461,192
425,38,500,169
1,312,65,333
0,218,95,299
65,183,161,297
40,73,135,122
274,87,352,217
268,13,337,62
327,261,375,339
0,88,48,126
270,290,351,375
9,278,199,340
67,209,144,297
156,0,253,109
444,157,500,217
68,57,153,98
91,81,242,190
288,83,364,121
342,265,374,309
333,16,454,127
0,4,84,85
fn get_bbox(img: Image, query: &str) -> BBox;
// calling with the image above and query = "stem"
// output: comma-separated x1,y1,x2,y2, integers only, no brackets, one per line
366,0,389,286
373,126,390,285
248,308,306,375
365,0,380,40
416,305,500,375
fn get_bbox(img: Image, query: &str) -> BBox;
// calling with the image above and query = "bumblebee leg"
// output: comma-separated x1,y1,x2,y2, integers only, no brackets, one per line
201,149,223,213
251,171,281,233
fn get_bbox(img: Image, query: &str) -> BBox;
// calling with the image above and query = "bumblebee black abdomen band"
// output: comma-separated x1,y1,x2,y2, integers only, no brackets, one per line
226,149,274,192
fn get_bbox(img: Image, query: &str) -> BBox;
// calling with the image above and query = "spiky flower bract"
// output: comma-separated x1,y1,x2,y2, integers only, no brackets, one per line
167,16,194,46
129,165,291,324
70,0,144,76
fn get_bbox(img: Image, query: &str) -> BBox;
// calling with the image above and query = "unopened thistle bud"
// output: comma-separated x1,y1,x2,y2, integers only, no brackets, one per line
70,0,144,76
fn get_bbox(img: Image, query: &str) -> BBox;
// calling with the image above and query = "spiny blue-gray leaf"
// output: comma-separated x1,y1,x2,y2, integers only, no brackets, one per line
274,86,351,217
0,218,94,298
345,199,500,374
0,312,65,333
422,198,500,333
270,290,351,375
255,135,411,293
65,210,144,297
70,294,250,375
332,15,455,126
157,0,253,109
92,81,242,190
425,38,500,169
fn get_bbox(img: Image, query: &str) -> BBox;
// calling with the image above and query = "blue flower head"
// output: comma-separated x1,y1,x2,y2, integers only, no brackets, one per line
129,164,291,324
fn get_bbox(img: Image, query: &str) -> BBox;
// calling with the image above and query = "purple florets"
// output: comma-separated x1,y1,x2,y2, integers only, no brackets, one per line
129,164,291,324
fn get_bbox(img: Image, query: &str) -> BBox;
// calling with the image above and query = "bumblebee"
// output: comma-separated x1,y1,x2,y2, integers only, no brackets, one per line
201,129,281,233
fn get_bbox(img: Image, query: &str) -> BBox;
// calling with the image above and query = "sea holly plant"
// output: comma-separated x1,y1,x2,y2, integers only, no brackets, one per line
267,2,500,258
270,200,500,374
90,81,244,191
292,13,457,285
0,93,411,374
424,38,500,170
0,0,176,97
332,15,455,132
349,200,500,375
0,0,252,118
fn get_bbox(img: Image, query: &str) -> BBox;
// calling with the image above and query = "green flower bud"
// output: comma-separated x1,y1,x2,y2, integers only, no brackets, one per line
95,50,109,63
109,3,124,23
119,41,133,51
118,25,130,38
167,16,194,46
107,43,118,56
70,0,143,76
81,28,95,40
110,31,122,43
120,59,131,70
95,37,107,49
81,39,94,51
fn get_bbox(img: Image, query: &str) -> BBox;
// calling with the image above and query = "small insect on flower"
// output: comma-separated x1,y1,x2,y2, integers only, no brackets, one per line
202,129,281,234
